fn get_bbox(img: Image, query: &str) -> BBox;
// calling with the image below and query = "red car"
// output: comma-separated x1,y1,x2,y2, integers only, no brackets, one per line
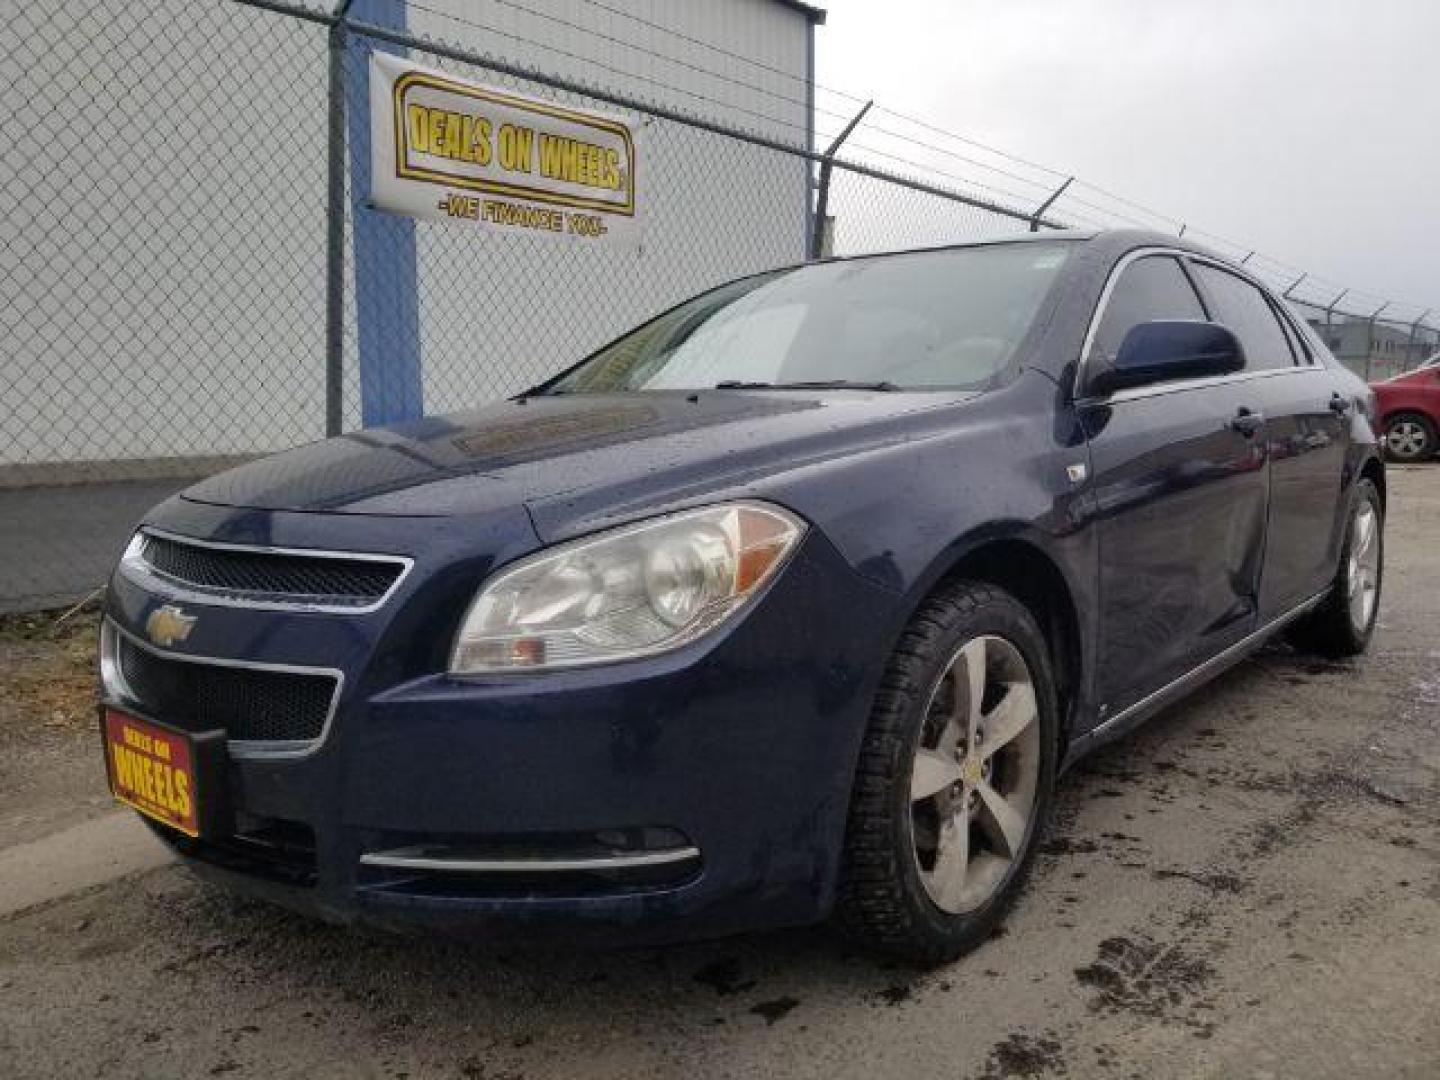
1372,354,1440,461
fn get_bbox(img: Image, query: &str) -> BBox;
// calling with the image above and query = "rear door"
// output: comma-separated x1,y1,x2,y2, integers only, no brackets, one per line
1188,261,1350,619
1078,253,1270,721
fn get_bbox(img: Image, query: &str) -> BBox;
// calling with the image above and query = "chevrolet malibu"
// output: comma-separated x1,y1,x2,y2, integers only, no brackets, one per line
100,230,1385,961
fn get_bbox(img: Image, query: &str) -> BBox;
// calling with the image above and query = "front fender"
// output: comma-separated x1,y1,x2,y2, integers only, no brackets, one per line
757,370,1098,726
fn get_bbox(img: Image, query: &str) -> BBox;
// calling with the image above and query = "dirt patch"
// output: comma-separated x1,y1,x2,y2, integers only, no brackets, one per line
978,1030,1067,1078
0,606,99,734
1073,934,1218,1033
1150,868,1248,894
0,604,109,845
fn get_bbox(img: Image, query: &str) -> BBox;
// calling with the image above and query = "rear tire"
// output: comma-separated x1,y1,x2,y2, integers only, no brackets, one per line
1383,413,1435,462
835,580,1058,964
1287,478,1383,658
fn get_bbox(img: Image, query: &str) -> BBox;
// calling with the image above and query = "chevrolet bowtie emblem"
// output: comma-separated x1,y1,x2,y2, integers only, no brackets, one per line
145,604,197,648
961,755,984,786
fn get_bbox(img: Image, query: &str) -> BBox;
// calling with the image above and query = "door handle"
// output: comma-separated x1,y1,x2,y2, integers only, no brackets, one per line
1329,393,1352,416
1229,407,1264,437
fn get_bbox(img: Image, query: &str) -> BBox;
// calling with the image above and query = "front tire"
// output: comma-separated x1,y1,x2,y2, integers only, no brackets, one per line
835,580,1058,963
1383,413,1435,462
1288,478,1383,657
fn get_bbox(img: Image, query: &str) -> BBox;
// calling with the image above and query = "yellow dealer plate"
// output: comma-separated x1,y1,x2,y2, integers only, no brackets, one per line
104,708,199,837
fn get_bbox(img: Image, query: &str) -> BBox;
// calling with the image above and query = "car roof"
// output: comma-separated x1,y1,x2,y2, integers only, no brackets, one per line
816,228,1237,271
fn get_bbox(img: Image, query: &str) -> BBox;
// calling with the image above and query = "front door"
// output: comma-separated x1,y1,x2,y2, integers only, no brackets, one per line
1077,253,1270,720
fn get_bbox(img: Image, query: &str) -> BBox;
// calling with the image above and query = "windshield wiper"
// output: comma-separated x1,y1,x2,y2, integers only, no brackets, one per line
713,379,900,392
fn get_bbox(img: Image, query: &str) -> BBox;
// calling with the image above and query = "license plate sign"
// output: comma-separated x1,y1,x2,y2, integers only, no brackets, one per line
104,708,199,837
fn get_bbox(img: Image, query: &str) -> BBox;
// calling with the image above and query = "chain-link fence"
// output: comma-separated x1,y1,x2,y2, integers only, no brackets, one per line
2,0,1435,611
1,1,335,610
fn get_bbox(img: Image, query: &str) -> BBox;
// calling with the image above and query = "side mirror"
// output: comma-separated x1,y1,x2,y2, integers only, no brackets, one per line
1088,321,1245,396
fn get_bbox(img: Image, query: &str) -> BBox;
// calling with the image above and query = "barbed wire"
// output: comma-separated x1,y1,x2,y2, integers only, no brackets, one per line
380,2,1065,221
571,0,1087,193
509,0,1436,324
409,0,849,125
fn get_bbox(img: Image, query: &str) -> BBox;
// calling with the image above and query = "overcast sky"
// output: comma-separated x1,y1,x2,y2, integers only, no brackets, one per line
815,0,1440,318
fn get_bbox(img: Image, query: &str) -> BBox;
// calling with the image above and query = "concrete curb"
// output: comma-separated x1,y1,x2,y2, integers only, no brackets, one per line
0,810,173,918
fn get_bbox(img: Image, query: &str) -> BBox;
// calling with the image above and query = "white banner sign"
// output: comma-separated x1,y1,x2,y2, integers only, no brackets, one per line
369,53,640,245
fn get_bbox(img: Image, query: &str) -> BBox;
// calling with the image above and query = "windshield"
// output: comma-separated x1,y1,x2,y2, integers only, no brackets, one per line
545,242,1072,394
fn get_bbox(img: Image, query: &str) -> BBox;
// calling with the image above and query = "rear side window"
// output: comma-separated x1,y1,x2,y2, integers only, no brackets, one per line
1191,264,1296,371
1296,320,1338,369
1089,255,1206,366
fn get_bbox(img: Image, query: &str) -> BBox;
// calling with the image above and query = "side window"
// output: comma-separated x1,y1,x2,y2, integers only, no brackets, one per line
1191,264,1296,372
1090,255,1206,366
1296,320,1339,370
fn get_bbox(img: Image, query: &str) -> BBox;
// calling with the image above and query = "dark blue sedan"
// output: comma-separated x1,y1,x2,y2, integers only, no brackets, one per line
100,230,1384,960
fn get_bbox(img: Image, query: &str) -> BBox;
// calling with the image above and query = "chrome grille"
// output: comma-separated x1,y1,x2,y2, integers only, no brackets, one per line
133,531,407,610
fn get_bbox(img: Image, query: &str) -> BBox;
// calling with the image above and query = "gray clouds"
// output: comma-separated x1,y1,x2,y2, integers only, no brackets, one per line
815,0,1439,309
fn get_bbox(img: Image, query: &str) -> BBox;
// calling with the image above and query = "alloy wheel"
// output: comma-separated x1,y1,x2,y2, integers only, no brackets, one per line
1386,419,1430,460
1348,502,1380,631
909,635,1041,915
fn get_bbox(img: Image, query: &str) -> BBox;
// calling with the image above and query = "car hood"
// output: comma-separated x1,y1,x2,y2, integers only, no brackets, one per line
181,390,973,533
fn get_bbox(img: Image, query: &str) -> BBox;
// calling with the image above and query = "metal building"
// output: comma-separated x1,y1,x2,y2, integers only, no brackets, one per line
0,0,825,477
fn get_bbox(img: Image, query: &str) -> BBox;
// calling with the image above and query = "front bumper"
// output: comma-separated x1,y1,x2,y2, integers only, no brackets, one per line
102,500,901,944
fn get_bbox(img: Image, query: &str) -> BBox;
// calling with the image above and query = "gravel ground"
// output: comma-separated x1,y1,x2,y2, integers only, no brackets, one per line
0,468,1436,1080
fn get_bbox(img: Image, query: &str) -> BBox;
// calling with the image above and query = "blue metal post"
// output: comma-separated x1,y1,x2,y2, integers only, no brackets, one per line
346,0,423,427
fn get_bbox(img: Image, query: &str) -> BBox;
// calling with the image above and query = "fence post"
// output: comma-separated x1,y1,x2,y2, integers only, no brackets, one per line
323,0,355,438
1282,273,1307,299
1366,302,1389,381
1028,177,1072,233
1406,309,1431,371
346,0,423,428
810,100,872,260
1324,288,1347,334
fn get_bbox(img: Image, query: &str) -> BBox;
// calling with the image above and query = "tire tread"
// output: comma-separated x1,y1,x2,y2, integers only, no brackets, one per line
835,580,1056,963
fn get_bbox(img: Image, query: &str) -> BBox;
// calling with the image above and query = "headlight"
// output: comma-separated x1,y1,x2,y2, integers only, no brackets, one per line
449,501,806,673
